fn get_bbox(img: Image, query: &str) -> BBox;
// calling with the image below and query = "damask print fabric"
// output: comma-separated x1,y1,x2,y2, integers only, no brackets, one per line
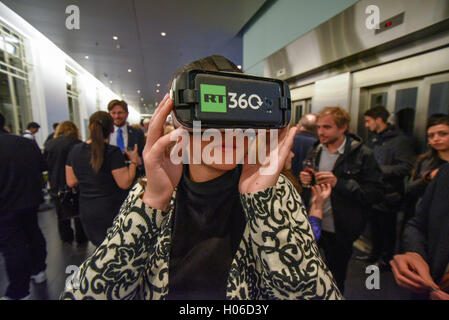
61,175,342,300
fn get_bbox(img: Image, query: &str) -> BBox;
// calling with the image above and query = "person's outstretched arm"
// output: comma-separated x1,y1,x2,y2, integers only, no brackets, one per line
60,183,173,300
230,174,343,300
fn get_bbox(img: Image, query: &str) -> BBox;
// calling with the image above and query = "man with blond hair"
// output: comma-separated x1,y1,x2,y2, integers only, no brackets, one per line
299,106,383,293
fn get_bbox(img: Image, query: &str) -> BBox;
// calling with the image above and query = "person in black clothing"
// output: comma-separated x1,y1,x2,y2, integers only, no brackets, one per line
65,111,142,247
291,113,317,180
391,163,449,300
402,114,449,232
44,121,87,245
360,106,414,269
0,113,8,134
299,106,384,293
43,122,59,150
0,113,47,300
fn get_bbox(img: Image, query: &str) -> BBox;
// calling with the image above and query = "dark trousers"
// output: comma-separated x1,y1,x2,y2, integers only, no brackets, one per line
318,231,354,294
52,198,87,243
0,207,47,299
370,209,398,263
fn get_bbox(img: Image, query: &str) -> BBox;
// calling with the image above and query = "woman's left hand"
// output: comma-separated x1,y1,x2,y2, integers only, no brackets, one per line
239,126,297,194
311,184,332,207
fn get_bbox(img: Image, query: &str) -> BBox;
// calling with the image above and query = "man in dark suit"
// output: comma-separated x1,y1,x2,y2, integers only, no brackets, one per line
0,113,48,300
391,163,449,300
107,99,145,156
291,113,317,180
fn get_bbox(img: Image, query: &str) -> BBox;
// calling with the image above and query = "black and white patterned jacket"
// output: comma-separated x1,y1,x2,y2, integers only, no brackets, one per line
60,174,342,300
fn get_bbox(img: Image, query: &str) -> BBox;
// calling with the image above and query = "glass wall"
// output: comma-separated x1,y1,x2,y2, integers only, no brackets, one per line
66,66,80,129
0,23,32,134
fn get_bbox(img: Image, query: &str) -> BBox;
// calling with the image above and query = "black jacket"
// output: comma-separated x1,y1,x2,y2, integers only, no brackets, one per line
402,163,449,283
291,131,317,179
302,133,384,240
127,125,145,157
405,156,447,199
0,132,47,212
44,135,81,196
367,125,414,211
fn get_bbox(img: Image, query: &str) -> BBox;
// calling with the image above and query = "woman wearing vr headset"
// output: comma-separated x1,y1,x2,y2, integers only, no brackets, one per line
61,56,341,300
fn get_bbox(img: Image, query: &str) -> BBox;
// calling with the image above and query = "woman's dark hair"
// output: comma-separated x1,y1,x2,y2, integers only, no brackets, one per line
89,111,114,174
281,169,302,194
168,55,241,90
413,113,449,177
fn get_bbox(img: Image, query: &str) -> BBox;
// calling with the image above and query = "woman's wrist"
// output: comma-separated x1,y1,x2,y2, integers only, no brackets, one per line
142,189,170,211
309,209,323,219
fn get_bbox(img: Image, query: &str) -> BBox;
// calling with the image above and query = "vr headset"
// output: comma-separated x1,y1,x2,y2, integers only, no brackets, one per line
170,56,291,129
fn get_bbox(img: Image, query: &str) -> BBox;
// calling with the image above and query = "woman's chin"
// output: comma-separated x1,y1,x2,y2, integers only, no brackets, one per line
206,163,239,171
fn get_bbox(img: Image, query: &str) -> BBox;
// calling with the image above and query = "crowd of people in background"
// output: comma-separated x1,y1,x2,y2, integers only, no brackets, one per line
293,107,449,298
0,73,448,299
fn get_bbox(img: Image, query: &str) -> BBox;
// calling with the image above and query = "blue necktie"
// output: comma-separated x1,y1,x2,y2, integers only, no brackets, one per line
117,127,125,151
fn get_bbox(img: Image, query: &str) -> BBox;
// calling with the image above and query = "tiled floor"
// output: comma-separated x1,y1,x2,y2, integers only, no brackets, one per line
0,200,411,300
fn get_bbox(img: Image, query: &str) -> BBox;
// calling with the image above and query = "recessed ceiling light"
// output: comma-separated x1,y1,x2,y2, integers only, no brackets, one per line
141,98,144,101
85,56,89,59
156,89,160,93
157,83,160,87
137,90,140,94
113,36,118,40
237,65,242,69
128,69,132,72
116,44,121,49
161,32,166,37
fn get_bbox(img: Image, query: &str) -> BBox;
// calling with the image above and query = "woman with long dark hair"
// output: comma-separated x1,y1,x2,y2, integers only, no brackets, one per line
65,111,142,246
44,121,87,245
402,114,449,231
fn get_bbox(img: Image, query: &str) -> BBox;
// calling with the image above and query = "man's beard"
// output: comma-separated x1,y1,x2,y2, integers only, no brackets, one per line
323,135,340,146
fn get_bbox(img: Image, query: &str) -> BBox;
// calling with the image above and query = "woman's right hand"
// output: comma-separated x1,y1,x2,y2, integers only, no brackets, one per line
141,94,184,211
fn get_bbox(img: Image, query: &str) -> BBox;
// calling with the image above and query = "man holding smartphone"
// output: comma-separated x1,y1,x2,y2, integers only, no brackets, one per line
299,106,383,293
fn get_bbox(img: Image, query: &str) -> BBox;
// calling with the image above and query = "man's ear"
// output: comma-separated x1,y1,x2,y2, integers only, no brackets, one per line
375,117,384,127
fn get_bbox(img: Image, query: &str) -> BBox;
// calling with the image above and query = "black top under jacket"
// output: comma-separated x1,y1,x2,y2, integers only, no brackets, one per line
166,165,246,300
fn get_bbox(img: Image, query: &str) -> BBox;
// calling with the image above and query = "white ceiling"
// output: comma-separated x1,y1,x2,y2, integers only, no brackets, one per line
1,0,267,113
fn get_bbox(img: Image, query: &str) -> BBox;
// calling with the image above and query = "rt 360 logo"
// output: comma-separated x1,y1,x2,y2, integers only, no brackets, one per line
201,84,263,112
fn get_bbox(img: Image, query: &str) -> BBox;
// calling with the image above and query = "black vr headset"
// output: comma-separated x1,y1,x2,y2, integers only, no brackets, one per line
170,56,291,129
